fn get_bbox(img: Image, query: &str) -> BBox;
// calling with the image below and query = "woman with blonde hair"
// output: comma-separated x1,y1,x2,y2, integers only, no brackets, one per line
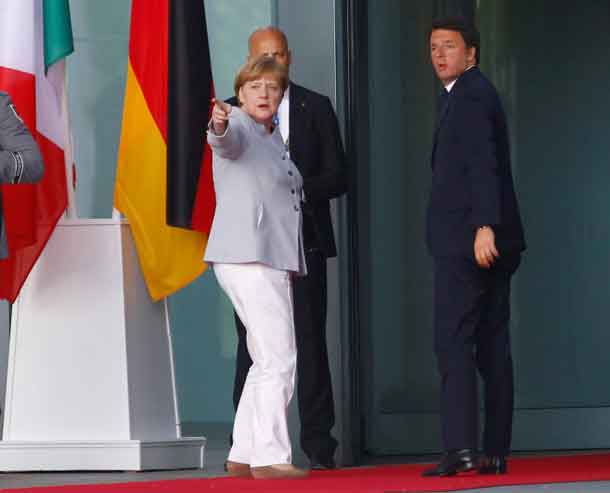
205,56,308,479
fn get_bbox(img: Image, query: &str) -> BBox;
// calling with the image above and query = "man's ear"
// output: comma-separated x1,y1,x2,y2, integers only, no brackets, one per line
238,87,245,106
467,46,476,65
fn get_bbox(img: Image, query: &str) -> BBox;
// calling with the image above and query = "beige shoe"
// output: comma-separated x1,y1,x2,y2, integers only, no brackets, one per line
225,460,251,477
251,463,309,479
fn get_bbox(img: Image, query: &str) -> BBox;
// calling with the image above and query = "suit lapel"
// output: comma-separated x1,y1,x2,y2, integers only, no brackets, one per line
437,97,450,129
431,69,481,167
431,93,450,167
434,89,451,133
432,67,479,145
289,83,309,155
289,83,299,155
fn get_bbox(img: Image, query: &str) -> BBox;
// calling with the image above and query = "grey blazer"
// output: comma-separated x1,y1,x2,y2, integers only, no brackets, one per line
0,92,45,259
204,107,306,275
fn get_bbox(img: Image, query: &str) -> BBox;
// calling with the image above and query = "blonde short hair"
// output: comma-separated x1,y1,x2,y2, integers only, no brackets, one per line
234,56,289,101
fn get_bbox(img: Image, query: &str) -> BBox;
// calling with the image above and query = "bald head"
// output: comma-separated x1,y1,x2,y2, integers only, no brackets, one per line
248,26,291,70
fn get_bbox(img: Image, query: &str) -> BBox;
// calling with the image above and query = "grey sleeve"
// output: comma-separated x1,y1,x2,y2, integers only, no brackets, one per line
206,109,246,160
0,93,44,184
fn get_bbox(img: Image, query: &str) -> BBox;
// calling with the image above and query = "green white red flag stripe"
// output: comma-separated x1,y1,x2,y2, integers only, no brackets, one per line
0,0,74,302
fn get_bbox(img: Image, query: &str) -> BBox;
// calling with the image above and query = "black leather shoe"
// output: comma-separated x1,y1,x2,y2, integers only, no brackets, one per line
309,456,336,470
478,455,507,474
422,449,479,477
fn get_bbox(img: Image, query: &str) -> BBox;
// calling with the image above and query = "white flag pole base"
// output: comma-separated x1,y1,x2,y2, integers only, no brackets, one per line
0,218,205,471
0,439,205,471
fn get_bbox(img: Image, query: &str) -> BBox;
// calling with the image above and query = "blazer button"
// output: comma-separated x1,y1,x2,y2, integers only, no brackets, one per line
294,205,299,211
291,189,295,194
282,155,286,160
288,171,293,176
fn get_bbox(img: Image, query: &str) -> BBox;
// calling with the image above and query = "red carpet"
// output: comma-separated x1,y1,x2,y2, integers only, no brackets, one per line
2,453,610,493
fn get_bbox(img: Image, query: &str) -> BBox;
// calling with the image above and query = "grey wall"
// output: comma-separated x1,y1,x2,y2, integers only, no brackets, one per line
277,0,337,101
68,0,130,219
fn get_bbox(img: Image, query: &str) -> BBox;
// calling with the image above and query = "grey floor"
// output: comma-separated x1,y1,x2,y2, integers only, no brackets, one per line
0,468,225,490
462,484,610,493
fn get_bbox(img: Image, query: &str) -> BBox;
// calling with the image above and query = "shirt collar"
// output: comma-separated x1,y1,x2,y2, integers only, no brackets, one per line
445,79,457,93
444,65,476,93
277,85,290,142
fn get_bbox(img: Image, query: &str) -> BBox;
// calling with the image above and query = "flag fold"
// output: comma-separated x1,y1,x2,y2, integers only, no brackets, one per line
114,0,215,300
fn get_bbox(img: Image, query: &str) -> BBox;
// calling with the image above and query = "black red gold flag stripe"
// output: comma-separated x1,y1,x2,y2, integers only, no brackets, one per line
167,0,216,234
114,0,207,300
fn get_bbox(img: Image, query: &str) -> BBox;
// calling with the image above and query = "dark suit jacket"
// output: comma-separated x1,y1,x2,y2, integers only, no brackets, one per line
426,67,525,258
227,82,347,258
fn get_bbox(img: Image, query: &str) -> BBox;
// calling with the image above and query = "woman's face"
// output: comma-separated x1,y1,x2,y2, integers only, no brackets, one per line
238,76,283,126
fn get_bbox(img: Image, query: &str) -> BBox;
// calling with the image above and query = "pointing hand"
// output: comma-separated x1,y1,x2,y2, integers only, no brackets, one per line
211,98,232,134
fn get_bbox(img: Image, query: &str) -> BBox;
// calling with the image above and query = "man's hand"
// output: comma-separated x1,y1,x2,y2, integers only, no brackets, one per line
474,226,499,268
211,98,232,135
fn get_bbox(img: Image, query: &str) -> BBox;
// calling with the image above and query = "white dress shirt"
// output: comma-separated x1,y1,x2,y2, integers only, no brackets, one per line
444,65,475,93
277,86,290,156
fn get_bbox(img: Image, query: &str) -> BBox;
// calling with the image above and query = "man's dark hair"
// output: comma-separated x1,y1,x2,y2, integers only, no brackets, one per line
429,16,480,64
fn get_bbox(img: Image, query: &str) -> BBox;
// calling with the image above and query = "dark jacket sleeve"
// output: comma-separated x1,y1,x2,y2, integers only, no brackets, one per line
303,95,348,201
0,93,44,184
456,92,501,228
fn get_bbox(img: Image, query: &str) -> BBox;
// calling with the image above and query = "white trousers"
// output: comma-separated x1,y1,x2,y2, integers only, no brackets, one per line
213,262,297,467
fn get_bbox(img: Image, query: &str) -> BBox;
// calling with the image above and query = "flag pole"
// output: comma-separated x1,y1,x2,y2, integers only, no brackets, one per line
59,59,77,219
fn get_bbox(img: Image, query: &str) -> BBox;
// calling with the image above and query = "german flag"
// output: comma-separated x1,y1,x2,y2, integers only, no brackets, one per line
114,0,214,301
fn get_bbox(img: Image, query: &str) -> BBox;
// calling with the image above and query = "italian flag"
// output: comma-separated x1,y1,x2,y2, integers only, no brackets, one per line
115,0,215,301
0,0,74,302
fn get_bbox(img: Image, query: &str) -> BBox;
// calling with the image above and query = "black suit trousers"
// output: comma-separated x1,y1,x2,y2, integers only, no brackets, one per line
433,253,520,455
233,250,337,459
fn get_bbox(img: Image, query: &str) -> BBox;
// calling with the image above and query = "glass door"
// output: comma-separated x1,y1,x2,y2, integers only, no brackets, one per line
350,0,610,456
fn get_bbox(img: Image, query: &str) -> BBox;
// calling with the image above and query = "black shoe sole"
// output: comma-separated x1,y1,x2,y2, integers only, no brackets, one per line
422,460,477,477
